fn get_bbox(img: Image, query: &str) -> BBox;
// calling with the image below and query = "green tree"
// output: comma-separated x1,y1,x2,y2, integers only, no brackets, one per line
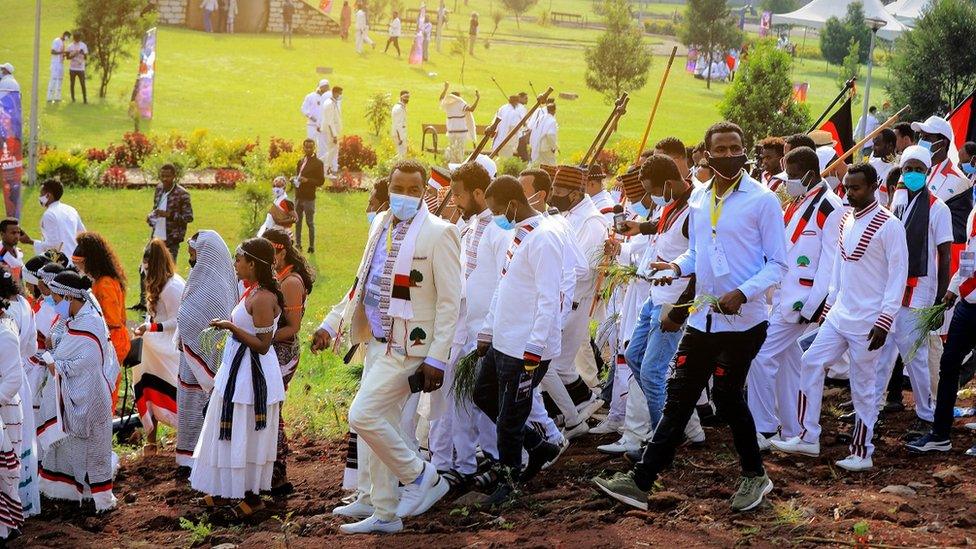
759,0,796,14
837,38,861,93
720,39,811,150
500,0,538,27
75,0,154,98
584,0,652,103
679,0,745,89
364,92,392,136
819,1,870,65
887,0,976,118
450,31,470,84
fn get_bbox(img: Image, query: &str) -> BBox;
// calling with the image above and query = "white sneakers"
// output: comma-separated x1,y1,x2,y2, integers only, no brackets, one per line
564,420,590,440
589,417,623,435
338,514,404,534
542,437,570,470
395,462,449,518
332,495,374,519
597,438,641,454
835,455,873,471
576,393,605,424
756,432,773,452
769,436,821,457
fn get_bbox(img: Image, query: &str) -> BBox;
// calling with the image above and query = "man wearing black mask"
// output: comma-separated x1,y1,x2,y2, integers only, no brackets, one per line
593,121,787,513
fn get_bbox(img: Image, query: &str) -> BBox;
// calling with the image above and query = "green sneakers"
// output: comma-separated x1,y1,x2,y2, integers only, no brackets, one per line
592,471,649,511
731,473,773,512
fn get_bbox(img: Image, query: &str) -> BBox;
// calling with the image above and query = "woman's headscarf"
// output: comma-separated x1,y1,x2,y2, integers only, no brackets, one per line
177,230,238,361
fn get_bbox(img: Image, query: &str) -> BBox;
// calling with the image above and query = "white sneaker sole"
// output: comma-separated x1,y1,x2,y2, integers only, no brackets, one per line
734,478,772,512
835,461,873,472
404,474,449,517
597,445,637,455
593,480,648,511
590,423,623,436
333,506,375,519
906,443,951,453
577,398,605,423
770,445,820,457
339,523,403,535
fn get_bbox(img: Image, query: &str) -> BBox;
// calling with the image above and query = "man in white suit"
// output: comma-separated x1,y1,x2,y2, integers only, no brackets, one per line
312,160,462,534
319,86,343,174
301,79,330,142
391,90,409,158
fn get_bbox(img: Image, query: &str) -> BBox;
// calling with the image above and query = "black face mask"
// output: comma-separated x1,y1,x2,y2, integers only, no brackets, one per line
707,154,748,180
189,258,196,268
549,193,573,212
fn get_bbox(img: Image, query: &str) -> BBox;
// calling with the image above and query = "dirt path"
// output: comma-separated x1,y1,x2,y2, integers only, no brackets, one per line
14,389,976,548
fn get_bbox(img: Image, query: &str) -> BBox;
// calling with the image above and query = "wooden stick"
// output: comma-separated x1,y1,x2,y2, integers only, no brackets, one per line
489,86,555,158
434,117,502,216
580,93,628,166
589,96,630,169
821,105,910,177
635,46,678,162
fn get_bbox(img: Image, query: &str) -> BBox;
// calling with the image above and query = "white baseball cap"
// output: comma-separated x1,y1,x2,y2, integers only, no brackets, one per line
911,115,953,142
318,79,330,88
448,154,497,178
0,63,13,74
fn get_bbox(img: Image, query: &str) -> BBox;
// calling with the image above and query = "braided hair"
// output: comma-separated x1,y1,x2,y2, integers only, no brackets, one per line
239,238,284,311
262,228,314,294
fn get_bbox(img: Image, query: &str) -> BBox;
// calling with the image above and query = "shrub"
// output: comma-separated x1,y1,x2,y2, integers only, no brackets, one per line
209,136,257,168
236,180,268,239
85,147,109,163
186,128,212,168
643,20,676,36
268,136,294,160
110,131,154,167
496,156,527,176
150,130,188,153
37,150,91,187
141,149,192,181
270,151,303,183
242,147,274,183
364,92,392,136
214,168,246,188
338,135,378,172
366,137,399,180
101,165,128,187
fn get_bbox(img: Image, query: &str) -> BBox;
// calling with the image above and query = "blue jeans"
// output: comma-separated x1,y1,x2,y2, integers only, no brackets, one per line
624,298,683,430
203,9,214,32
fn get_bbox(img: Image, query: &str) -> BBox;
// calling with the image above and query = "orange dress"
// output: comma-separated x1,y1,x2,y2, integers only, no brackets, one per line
92,276,131,413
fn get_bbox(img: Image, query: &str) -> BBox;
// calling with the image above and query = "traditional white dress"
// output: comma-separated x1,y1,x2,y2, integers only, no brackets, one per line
135,274,185,432
7,297,39,517
0,318,25,537
190,296,285,499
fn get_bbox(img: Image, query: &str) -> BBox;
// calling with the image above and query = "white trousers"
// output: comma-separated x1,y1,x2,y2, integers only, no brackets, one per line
797,321,880,459
428,346,480,475
608,354,631,423
395,138,408,159
355,29,374,53
876,307,934,421
574,336,600,388
529,388,563,444
47,71,63,101
621,376,650,445
927,334,942,400
347,341,427,521
552,302,594,385
746,309,810,438
445,134,466,163
321,141,339,174
306,123,319,141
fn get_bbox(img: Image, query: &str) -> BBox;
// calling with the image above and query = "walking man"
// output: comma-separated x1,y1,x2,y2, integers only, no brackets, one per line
294,139,326,254
355,5,375,53
311,160,461,534
385,11,402,56
302,79,330,142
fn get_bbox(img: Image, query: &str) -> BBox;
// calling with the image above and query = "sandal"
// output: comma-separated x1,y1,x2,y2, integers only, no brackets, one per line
232,499,264,518
142,443,158,457
199,495,228,508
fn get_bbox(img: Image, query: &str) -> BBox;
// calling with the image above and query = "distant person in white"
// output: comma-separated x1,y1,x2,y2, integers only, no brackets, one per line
0,64,18,93
355,6,375,54
493,95,522,158
320,86,344,174
391,90,409,158
48,31,70,102
66,34,89,104
530,102,558,166
385,11,402,56
302,79,330,141
19,179,86,259
855,106,881,151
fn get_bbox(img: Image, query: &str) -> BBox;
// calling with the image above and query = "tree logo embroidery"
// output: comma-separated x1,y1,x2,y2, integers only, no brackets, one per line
409,269,424,287
409,327,427,346
793,300,804,311
796,255,810,267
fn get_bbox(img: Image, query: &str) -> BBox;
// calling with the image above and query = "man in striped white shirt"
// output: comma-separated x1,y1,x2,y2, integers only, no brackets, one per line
773,163,908,471
474,175,564,506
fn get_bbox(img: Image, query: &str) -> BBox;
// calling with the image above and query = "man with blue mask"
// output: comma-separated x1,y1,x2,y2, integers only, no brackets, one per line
365,177,390,226
311,159,462,534
473,175,564,506
747,146,844,452
959,141,976,180
876,145,953,447
911,116,973,248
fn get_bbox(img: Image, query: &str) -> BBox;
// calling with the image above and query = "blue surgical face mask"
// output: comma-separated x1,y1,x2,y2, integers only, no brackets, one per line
917,139,933,151
389,193,421,220
650,194,667,207
493,203,517,230
962,163,976,176
54,298,70,318
631,199,650,219
903,171,927,192
366,211,377,225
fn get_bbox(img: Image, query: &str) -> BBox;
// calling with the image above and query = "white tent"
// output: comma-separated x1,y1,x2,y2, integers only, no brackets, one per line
885,0,931,26
774,0,909,40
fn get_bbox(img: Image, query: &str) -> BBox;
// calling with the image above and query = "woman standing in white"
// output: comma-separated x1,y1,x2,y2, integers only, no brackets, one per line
190,238,285,518
132,240,185,455
0,297,25,539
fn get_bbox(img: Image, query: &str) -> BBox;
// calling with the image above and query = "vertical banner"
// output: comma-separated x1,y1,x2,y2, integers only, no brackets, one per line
792,82,809,103
0,89,23,219
130,27,157,121
759,11,772,37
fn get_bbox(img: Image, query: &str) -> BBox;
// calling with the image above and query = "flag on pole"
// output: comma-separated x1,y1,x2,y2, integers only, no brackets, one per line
792,82,809,103
129,27,157,120
947,90,976,150
820,96,855,160
0,89,23,219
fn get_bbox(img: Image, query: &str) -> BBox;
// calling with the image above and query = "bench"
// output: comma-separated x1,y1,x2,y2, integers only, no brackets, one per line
551,11,585,27
421,123,491,154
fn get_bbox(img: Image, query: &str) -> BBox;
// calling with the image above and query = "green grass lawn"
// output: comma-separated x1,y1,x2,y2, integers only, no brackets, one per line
2,0,890,159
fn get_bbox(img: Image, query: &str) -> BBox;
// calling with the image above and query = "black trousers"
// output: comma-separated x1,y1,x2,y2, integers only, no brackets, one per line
473,348,549,470
70,70,86,103
633,322,768,491
932,301,976,437
385,36,401,55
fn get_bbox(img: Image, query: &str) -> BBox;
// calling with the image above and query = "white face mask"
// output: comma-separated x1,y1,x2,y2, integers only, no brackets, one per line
272,187,286,200
824,176,840,190
39,194,49,207
785,177,806,198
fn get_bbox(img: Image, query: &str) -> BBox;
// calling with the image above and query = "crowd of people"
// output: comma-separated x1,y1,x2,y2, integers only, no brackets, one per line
0,104,975,540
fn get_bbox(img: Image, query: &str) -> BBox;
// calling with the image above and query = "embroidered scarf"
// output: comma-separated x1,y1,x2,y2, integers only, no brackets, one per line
462,211,491,279
893,186,935,278
219,337,268,440
840,201,889,262
377,202,428,338
501,217,542,276
784,184,830,245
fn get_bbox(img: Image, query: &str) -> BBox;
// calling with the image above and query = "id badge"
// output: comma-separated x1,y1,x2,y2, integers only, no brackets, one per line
961,250,976,279
709,241,730,277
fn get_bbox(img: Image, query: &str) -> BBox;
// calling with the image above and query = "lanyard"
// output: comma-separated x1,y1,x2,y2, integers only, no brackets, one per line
709,176,740,238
